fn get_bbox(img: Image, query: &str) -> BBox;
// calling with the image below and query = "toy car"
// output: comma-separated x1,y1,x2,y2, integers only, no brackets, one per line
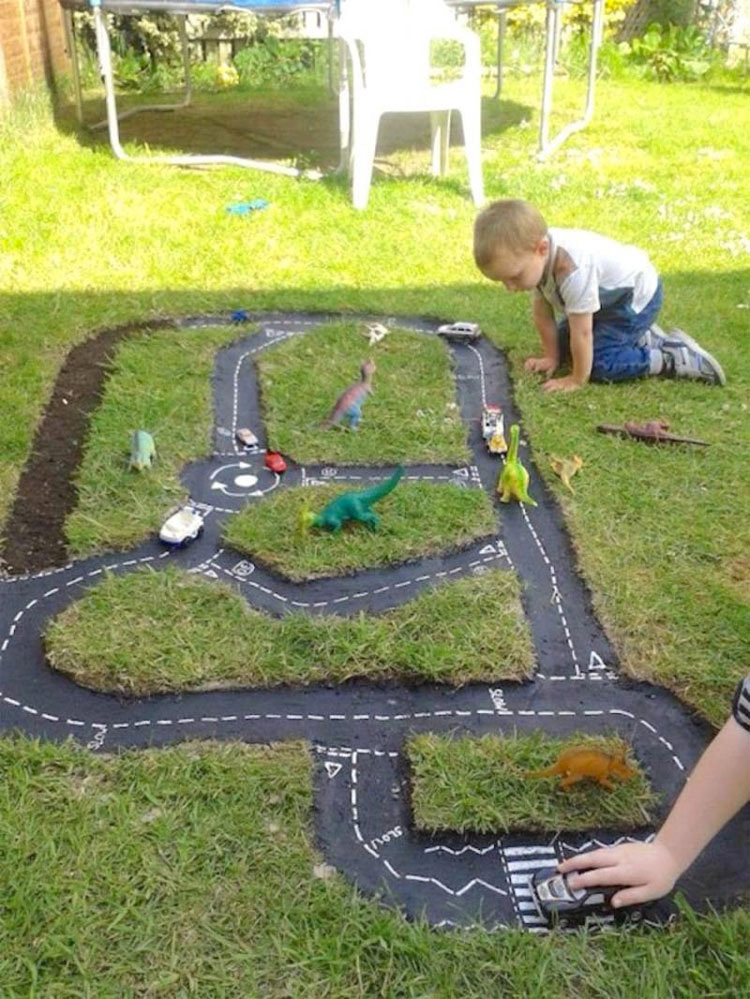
159,505,204,547
530,867,617,925
264,451,287,474
481,405,507,454
236,427,259,448
437,321,481,342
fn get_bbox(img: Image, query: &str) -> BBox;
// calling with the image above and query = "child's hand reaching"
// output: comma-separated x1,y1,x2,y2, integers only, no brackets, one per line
524,356,557,375
557,841,681,908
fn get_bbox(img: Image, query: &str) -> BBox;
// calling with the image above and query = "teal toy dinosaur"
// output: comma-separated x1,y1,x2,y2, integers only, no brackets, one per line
497,424,536,506
300,466,404,532
130,429,156,471
322,360,376,430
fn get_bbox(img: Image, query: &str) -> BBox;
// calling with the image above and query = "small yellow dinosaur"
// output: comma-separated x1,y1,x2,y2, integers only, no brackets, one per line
550,454,583,493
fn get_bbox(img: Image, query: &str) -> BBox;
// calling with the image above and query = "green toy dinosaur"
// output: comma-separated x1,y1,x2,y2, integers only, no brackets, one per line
300,466,405,532
130,429,156,471
497,424,536,506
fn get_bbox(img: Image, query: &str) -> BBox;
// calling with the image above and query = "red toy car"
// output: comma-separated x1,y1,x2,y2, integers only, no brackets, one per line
264,451,287,474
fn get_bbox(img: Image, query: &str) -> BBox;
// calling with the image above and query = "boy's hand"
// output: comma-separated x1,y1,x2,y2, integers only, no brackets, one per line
542,375,583,393
524,356,557,375
557,842,681,908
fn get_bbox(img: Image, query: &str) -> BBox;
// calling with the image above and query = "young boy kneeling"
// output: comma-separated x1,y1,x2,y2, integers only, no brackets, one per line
474,199,725,393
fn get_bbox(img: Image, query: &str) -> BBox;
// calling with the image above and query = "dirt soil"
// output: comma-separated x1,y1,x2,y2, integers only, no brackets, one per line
1,320,174,575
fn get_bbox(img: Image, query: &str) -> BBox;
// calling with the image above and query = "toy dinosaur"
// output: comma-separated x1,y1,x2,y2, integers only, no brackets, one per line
130,430,156,471
300,466,404,532
550,454,583,493
363,322,389,346
524,744,637,791
497,424,536,506
322,360,376,431
597,420,709,446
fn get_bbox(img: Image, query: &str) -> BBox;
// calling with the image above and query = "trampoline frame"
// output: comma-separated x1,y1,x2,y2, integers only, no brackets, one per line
60,0,603,174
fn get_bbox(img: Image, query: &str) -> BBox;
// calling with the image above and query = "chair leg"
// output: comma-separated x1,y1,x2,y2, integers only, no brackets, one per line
460,101,484,205
430,110,451,176
352,112,380,210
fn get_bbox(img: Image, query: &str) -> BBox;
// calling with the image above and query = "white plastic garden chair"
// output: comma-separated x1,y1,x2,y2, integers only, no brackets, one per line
336,0,484,209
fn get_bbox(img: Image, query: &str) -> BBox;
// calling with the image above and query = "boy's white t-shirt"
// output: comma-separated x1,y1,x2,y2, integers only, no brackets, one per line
536,228,659,316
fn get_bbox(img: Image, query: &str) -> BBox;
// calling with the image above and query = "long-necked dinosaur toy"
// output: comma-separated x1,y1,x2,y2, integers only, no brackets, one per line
497,424,536,506
300,466,404,532
321,360,376,430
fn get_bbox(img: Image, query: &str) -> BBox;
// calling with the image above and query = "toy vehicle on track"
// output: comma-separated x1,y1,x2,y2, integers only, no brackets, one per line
481,405,507,454
530,868,617,926
236,427,259,448
437,321,481,342
159,505,205,547
264,451,287,474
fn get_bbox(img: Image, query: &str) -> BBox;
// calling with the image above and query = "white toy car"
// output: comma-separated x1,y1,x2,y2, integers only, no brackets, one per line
159,505,204,546
481,405,507,454
236,427,259,448
437,321,481,342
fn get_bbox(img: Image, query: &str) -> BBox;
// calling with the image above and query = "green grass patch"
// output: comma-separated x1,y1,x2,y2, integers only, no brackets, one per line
3,735,750,996
409,731,659,834
224,480,497,580
65,324,251,556
44,565,534,694
258,321,470,464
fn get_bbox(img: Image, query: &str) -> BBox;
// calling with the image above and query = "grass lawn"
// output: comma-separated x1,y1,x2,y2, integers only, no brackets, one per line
223,480,497,579
408,731,658,834
44,566,534,693
257,321,469,464
1,736,749,997
1,59,750,991
65,323,251,555
1,76,747,720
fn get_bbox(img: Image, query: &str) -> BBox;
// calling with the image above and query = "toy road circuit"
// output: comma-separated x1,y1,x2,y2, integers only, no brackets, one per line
1,312,748,933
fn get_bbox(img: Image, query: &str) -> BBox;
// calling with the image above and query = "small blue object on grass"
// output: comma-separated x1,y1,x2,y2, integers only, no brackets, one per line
231,310,251,323
226,199,270,215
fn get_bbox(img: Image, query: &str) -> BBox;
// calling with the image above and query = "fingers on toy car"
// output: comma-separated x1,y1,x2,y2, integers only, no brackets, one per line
481,405,507,454
264,451,287,474
530,868,618,926
236,427,259,449
437,321,481,342
159,505,204,546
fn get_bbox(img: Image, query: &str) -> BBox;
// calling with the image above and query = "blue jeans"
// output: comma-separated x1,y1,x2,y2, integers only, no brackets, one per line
557,280,663,383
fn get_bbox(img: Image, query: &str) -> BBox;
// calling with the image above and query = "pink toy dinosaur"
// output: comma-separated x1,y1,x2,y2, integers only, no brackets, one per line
322,360,376,430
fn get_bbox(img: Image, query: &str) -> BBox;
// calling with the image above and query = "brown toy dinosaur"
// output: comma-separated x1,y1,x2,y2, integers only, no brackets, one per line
597,420,709,446
524,744,637,791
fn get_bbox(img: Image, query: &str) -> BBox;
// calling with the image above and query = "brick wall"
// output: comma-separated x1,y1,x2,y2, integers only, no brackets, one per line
0,0,70,103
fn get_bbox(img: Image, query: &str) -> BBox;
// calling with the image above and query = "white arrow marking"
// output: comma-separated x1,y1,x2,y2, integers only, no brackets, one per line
588,651,608,671
325,762,342,779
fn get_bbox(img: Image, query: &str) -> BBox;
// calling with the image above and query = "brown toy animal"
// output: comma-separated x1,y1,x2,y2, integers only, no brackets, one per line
524,745,637,791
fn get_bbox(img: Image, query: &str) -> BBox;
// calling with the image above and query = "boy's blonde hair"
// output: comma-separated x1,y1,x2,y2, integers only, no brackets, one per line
473,199,548,271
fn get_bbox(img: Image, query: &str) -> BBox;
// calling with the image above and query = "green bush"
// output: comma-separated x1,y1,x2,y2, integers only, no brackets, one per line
621,22,713,80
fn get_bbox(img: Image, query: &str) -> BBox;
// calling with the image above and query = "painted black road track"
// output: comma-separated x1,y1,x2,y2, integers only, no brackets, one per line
1,312,747,932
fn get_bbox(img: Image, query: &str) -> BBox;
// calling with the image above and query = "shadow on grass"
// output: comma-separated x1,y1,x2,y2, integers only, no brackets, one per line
52,88,531,171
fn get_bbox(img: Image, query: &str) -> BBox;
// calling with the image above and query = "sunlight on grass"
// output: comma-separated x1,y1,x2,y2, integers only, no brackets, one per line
257,321,469,464
409,731,659,833
44,566,534,693
224,480,497,579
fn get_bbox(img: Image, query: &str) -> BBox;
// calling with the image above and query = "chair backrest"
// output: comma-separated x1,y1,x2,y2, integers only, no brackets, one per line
338,0,459,90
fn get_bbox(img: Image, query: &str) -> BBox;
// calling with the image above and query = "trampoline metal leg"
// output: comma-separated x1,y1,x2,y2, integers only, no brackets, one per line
89,13,192,132
537,0,603,161
91,6,322,178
